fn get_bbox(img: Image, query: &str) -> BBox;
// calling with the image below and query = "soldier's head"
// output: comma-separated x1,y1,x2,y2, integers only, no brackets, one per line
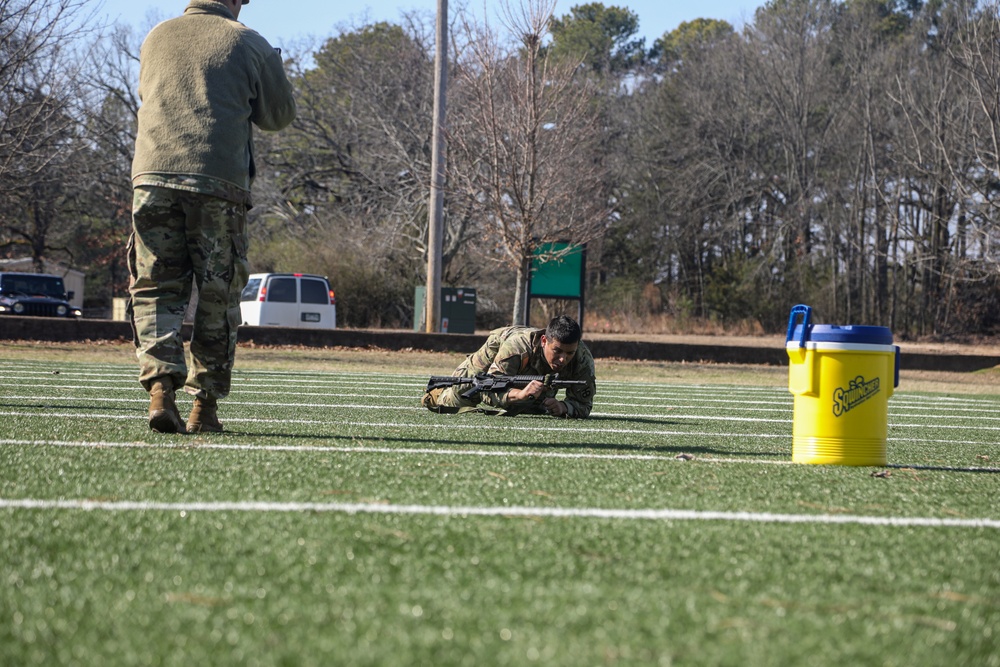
540,316,581,372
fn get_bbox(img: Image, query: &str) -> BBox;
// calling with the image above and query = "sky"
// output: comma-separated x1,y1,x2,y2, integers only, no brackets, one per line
94,0,761,50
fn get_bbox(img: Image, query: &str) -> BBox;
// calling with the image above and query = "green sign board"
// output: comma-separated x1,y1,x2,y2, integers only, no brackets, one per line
529,242,584,298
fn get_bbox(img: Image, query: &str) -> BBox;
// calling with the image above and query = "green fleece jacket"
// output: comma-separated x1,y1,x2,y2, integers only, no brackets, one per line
132,0,296,197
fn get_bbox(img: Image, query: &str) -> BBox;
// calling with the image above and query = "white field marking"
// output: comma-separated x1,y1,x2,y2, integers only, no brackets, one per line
4,382,997,418
9,385,1000,419
4,364,777,388
4,407,1000,436
0,360,993,387
5,395,149,404
2,382,786,402
0,374,995,415
3,393,794,416
6,437,1000,470
0,378,130,386
3,435,998,464
0,370,117,380
889,410,1000,421
0,411,791,439
592,403,1000,421
4,371,470,391
283,384,1000,407
6,368,1000,408
4,377,780,399
7,369,999,409
7,369,1000,417
11,393,1000,424
1,497,997,528
0,382,727,402
3,369,778,393
0,438,794,464
0,396,790,418
0,404,867,429
902,437,1000,447
0,376,992,403
3,394,397,404
5,386,968,423
881,421,1000,430
283,369,980,392
12,383,994,415
0,377,784,398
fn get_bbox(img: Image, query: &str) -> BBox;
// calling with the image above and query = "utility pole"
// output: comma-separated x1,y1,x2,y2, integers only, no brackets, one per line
424,0,448,332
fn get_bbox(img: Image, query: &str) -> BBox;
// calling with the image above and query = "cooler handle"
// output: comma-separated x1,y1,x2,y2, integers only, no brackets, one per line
786,304,812,348
894,345,900,389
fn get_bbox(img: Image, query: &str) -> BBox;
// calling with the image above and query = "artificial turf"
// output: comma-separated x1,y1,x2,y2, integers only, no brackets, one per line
1,355,997,666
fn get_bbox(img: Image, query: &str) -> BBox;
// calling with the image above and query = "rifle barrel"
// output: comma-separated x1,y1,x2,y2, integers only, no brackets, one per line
426,373,586,393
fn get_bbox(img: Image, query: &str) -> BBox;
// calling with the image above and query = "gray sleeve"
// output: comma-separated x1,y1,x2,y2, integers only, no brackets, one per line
249,39,296,131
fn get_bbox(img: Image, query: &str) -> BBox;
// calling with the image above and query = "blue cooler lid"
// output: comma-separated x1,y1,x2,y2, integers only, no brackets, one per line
790,324,893,346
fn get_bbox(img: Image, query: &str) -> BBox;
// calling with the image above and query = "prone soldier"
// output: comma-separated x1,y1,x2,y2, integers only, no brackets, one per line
422,315,596,417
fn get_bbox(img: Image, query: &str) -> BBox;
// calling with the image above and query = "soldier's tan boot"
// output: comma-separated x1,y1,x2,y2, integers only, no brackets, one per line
421,387,444,411
148,380,187,434
187,397,223,434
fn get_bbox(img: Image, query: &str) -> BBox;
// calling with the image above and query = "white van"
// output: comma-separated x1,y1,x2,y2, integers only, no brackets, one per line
240,273,337,329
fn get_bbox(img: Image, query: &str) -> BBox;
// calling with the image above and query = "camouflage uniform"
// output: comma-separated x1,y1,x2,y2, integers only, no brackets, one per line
128,178,248,399
128,0,295,409
430,326,597,417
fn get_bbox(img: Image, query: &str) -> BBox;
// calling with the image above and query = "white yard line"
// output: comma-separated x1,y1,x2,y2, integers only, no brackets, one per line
1,497,996,528
0,410,794,433
0,437,791,462
9,394,1000,421
3,406,1000,433
5,367,997,399
2,438,997,472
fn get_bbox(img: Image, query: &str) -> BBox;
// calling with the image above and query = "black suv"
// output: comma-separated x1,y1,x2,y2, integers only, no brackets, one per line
0,272,82,318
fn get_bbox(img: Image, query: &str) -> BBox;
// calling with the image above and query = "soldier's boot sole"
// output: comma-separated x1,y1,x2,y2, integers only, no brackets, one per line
149,381,187,434
187,397,223,433
422,387,444,411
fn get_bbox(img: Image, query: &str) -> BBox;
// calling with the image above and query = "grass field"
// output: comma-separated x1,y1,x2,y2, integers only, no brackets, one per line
1,344,998,666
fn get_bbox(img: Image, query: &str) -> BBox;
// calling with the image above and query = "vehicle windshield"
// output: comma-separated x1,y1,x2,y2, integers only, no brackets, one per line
240,278,262,302
0,275,66,298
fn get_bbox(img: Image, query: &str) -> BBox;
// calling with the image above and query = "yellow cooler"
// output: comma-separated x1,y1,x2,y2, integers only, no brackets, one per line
786,304,900,466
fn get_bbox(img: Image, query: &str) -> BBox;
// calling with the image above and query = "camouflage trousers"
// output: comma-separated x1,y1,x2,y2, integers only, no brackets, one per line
422,357,528,413
128,186,249,400
430,356,481,410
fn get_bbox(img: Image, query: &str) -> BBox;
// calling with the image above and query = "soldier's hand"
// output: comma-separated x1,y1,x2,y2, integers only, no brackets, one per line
509,380,546,402
542,398,567,417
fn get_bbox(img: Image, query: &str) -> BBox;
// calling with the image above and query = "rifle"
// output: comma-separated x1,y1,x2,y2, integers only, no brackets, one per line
425,373,587,401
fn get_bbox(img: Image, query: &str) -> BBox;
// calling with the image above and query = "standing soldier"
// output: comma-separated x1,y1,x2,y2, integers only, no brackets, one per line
128,0,296,434
423,315,597,417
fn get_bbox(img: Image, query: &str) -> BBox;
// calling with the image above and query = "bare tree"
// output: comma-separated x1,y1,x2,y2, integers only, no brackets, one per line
450,0,611,324
251,19,445,326
826,0,911,326
945,1,1000,259
888,2,982,334
0,0,97,265
68,23,147,305
635,20,761,321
